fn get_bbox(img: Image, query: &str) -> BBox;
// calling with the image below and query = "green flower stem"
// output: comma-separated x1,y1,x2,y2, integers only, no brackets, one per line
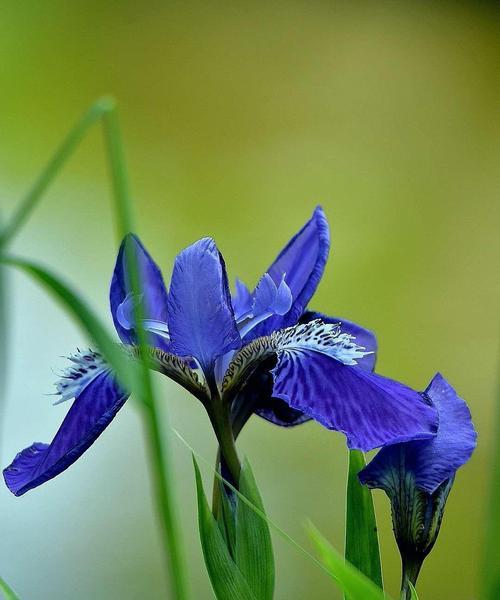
208,401,241,515
211,403,242,484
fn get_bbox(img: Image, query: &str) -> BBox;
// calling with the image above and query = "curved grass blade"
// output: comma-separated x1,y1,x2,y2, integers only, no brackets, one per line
0,255,137,392
307,523,388,600
99,101,189,600
0,237,8,458
345,450,383,591
0,97,117,247
0,576,20,600
0,98,189,599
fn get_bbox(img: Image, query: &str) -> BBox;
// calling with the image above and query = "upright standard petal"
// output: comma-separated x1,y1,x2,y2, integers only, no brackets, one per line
3,370,130,496
300,311,377,372
167,238,241,375
247,206,330,340
271,352,437,451
253,273,293,318
359,373,477,494
110,234,170,348
232,278,253,320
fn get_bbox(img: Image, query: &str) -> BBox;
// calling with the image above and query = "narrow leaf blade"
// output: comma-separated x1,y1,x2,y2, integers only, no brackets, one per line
0,98,114,247
0,256,8,444
0,576,20,600
192,456,257,600
307,523,388,600
217,480,237,557
408,582,419,599
345,450,383,590
0,255,138,394
235,459,275,600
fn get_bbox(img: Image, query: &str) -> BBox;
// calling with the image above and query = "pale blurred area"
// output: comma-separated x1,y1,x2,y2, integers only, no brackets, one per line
1,1,499,598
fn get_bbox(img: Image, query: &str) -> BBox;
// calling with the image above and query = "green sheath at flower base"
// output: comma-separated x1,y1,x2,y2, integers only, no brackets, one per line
193,456,274,600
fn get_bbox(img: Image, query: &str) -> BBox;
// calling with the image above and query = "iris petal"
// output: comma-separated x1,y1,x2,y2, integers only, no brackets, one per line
110,234,170,350
247,206,330,340
271,351,438,451
245,362,312,429
3,370,130,496
255,397,310,427
253,273,293,317
254,312,377,427
232,278,253,320
54,349,107,404
167,237,241,375
359,373,477,493
301,311,377,372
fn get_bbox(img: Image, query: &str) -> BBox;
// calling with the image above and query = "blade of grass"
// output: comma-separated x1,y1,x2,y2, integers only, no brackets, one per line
0,213,8,460
101,101,189,600
0,98,116,247
0,576,20,600
308,524,388,600
100,100,134,239
2,254,188,599
173,428,393,600
0,255,136,390
0,97,189,600
345,450,383,592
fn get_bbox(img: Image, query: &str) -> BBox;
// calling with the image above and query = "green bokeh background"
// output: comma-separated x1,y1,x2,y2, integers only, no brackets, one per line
1,2,498,598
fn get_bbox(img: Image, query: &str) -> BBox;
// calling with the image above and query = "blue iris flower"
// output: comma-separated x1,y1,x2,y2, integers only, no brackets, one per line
4,207,437,496
359,373,476,596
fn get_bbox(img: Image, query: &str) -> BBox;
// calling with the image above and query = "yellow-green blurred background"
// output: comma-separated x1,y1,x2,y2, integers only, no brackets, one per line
1,1,498,598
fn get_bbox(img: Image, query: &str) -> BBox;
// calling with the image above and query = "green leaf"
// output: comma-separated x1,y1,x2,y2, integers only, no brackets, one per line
217,479,237,557
0,576,20,600
235,459,275,600
408,582,419,599
0,256,8,426
193,456,257,600
307,523,389,600
0,98,115,245
2,254,190,599
0,97,121,247
0,255,139,395
0,210,9,461
0,98,189,599
345,450,383,591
